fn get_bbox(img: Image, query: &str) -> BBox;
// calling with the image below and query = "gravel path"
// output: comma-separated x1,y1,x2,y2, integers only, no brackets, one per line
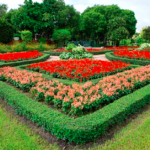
46,54,109,62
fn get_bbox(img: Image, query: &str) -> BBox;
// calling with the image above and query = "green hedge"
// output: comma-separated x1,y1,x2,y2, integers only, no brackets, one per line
44,50,115,56
106,52,150,65
44,49,137,56
1,81,150,144
0,53,50,67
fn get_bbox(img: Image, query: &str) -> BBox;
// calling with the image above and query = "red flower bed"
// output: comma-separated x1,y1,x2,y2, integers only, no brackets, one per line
113,50,150,60
0,51,43,62
26,59,131,82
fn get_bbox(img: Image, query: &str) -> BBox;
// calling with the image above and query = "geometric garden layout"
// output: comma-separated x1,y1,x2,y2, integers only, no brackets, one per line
1,49,150,144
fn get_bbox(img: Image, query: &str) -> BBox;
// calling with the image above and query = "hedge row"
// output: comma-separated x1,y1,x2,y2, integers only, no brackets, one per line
106,52,150,65
43,50,116,56
44,48,137,56
1,81,150,144
0,53,50,67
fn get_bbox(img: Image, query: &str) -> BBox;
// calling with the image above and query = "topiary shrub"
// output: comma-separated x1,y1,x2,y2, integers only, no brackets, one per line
52,29,71,47
0,18,14,44
21,30,33,43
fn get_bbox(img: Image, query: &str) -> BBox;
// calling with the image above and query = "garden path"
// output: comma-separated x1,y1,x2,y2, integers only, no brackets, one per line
46,54,109,61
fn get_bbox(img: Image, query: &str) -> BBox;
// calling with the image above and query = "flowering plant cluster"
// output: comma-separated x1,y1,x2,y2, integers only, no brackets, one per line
114,50,150,60
0,51,43,62
26,59,131,82
0,66,150,116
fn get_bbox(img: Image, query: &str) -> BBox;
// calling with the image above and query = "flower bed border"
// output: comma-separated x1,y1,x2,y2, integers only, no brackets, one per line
106,52,150,65
1,81,150,144
0,53,50,67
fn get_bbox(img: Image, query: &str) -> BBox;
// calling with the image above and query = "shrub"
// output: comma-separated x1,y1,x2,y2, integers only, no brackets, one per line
65,43,76,51
14,33,21,38
72,44,86,54
0,18,14,44
52,29,71,47
39,37,46,44
21,30,33,43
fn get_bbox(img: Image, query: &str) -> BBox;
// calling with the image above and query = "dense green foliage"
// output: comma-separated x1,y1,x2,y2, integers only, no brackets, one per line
21,30,33,43
52,29,71,47
0,18,14,43
10,0,79,40
59,44,93,59
2,1,137,44
140,26,150,42
0,4,7,17
107,17,129,45
0,81,150,143
80,5,137,45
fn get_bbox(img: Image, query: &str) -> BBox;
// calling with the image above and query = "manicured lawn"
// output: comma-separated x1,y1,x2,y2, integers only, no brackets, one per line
92,105,150,150
0,103,59,150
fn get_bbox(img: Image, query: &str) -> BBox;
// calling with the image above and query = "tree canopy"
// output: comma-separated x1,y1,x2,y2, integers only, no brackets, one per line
140,26,150,42
0,4,7,18
80,5,137,44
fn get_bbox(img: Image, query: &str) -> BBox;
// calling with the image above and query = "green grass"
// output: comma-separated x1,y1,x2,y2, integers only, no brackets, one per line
91,104,150,150
0,103,59,150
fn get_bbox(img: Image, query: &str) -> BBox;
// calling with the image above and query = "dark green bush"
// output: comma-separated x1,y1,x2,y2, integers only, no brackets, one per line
39,37,46,44
0,18,14,44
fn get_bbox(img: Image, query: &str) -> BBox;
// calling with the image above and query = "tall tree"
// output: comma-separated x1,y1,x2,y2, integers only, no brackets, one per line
56,5,80,40
120,9,137,38
107,17,129,46
80,5,137,44
80,11,106,42
0,4,7,17
140,26,150,42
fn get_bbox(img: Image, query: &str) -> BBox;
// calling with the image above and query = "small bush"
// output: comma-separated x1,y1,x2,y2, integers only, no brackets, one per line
65,43,76,51
0,18,14,44
52,29,71,47
21,30,33,43
14,33,21,38
72,44,86,54
39,38,46,44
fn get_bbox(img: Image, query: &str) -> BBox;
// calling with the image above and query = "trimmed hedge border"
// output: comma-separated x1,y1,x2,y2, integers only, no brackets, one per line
44,48,137,56
106,52,150,66
0,53,50,67
1,81,150,144
43,50,116,56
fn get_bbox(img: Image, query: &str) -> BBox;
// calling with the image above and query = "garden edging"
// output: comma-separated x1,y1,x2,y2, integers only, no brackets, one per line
1,81,150,144
105,52,150,65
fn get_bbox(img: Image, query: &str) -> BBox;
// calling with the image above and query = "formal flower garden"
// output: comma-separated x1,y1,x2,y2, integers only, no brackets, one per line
0,42,150,146
1,1,150,149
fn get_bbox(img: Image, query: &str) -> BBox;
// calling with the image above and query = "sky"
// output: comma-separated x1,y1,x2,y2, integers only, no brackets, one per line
1,0,150,32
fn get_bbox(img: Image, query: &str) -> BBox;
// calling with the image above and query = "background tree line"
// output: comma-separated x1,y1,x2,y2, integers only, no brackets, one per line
0,0,139,46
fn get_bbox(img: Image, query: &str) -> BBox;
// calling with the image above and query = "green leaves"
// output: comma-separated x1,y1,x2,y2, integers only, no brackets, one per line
52,29,71,47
